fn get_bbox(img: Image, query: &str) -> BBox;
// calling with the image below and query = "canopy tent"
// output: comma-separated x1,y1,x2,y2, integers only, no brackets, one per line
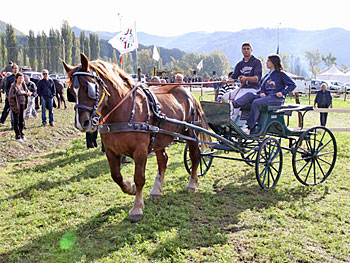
316,64,350,83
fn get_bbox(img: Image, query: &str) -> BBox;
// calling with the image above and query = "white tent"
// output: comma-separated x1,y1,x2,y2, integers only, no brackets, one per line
316,64,350,83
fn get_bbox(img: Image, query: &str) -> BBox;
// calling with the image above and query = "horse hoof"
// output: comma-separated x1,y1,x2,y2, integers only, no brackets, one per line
129,214,143,223
148,194,162,200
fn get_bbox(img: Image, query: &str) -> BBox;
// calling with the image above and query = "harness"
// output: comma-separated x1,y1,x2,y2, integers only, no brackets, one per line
71,67,204,151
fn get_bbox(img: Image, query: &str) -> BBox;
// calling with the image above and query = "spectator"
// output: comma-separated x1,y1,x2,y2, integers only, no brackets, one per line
8,72,30,142
314,83,332,126
1,61,13,73
151,76,161,83
24,75,38,119
175,74,184,84
160,79,167,84
0,63,18,126
37,69,55,126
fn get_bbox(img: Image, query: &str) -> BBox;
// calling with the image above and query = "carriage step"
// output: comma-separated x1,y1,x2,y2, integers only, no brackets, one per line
212,142,238,152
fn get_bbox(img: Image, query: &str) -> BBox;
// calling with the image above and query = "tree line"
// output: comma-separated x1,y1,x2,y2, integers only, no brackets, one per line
0,21,231,78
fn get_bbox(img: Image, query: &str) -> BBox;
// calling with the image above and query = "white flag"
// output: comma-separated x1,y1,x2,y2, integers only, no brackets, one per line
152,45,160,61
197,59,203,71
108,24,138,55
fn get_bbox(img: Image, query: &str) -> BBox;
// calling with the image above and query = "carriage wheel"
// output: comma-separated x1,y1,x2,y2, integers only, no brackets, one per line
183,144,214,177
292,126,337,186
255,137,283,189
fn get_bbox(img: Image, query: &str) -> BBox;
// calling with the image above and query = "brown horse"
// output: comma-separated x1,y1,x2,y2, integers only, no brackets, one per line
63,53,210,222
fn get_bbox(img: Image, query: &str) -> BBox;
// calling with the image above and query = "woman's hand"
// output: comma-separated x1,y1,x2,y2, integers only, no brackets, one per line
276,92,283,98
260,93,266,98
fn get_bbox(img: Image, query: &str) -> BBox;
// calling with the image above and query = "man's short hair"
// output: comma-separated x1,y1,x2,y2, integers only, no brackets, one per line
242,42,252,49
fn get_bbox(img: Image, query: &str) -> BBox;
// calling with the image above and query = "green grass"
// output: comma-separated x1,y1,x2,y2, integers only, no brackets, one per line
0,91,350,262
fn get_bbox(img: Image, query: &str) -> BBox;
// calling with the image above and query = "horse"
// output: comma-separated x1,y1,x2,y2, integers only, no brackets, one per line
53,79,67,109
62,53,210,222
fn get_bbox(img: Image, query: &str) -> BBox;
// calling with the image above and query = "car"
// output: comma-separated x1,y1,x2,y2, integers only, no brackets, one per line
329,80,344,91
49,74,59,79
130,73,146,83
22,71,43,80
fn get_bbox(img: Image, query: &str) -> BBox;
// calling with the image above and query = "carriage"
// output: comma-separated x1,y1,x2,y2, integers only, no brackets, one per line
182,101,337,189
64,54,338,222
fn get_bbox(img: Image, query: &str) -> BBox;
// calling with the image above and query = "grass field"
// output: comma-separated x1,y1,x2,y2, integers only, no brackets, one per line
0,90,350,262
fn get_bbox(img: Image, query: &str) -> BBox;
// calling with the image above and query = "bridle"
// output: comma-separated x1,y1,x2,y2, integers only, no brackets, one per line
70,67,110,128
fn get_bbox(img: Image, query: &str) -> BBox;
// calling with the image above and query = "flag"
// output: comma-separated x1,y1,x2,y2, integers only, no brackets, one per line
108,24,138,55
197,59,203,71
276,45,280,54
152,45,160,61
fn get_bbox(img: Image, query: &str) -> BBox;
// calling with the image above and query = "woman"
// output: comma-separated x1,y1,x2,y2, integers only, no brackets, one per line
8,72,30,142
237,54,296,134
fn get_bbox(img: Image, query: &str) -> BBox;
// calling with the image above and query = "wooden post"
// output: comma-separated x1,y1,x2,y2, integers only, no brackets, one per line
137,68,141,82
295,92,302,128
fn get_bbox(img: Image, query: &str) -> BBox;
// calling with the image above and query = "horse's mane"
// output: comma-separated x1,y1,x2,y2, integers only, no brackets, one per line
89,60,135,91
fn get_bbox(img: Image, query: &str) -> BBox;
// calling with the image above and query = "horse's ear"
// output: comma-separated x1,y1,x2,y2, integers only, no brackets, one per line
80,53,89,72
62,61,74,74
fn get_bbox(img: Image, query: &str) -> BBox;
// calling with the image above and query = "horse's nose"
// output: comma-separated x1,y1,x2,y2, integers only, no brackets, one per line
82,119,90,129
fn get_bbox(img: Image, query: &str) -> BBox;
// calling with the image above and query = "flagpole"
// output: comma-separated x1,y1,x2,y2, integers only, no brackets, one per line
134,20,139,77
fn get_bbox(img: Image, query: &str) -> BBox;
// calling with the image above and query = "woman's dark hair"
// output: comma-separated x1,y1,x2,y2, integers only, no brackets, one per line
268,54,284,72
15,72,24,80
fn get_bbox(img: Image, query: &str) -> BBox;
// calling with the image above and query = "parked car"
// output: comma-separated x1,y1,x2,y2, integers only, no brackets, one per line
49,74,59,79
130,73,146,83
329,80,344,91
22,71,43,80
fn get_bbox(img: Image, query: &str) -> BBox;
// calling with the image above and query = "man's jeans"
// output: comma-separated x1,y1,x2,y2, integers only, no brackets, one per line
41,97,54,124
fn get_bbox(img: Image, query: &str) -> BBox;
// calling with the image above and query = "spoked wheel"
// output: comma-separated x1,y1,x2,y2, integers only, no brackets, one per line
184,144,214,177
292,126,337,186
255,137,283,189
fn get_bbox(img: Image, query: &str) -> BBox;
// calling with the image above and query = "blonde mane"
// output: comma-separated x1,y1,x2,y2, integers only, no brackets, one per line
89,60,135,91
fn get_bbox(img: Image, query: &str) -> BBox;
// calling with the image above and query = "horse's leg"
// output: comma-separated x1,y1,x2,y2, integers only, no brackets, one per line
186,141,200,192
129,151,148,222
56,94,60,109
61,94,67,109
106,150,136,195
149,148,168,200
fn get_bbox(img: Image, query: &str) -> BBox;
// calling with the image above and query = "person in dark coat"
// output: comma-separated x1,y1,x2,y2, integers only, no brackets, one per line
314,83,332,126
37,69,55,126
0,63,18,125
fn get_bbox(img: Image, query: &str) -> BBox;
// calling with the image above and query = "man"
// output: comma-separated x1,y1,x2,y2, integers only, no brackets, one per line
0,63,18,125
1,61,13,73
37,69,55,126
314,83,332,126
24,75,38,119
174,74,184,84
228,42,262,100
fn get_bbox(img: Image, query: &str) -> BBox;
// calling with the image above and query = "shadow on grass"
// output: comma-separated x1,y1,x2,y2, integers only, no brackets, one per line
0,173,323,263
5,157,112,201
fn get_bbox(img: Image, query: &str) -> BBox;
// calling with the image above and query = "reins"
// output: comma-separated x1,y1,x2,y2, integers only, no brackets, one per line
98,84,139,126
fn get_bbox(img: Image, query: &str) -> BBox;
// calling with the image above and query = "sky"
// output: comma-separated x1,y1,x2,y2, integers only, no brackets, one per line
2,0,350,36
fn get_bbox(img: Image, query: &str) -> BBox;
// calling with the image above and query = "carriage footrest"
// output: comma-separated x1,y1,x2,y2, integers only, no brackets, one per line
212,142,238,152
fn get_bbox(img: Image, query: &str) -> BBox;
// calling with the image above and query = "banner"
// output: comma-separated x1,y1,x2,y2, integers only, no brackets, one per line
108,24,138,55
197,59,203,71
152,45,160,61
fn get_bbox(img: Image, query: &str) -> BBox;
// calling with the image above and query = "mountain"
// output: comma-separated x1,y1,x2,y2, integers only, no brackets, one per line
73,27,350,69
0,20,25,36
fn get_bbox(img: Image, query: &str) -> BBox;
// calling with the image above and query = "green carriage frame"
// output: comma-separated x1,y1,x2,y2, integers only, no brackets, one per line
183,101,337,189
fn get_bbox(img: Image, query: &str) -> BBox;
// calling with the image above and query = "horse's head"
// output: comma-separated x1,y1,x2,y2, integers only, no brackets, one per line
63,53,108,133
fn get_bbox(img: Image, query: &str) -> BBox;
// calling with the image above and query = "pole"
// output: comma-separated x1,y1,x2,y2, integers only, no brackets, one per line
134,20,138,73
62,39,65,62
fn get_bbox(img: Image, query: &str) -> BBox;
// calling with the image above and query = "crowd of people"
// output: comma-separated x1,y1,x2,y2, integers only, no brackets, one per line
0,61,59,142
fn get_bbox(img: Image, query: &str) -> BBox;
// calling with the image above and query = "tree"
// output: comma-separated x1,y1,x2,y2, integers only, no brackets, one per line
89,33,100,60
22,46,27,66
36,32,43,70
0,32,6,66
322,52,337,67
339,64,349,73
71,32,78,65
80,31,90,59
305,49,322,78
279,52,290,72
61,20,73,65
5,24,18,63
137,49,154,75
41,31,49,70
28,30,36,70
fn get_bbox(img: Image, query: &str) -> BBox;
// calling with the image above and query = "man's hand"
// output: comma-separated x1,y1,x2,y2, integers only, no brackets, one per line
276,92,283,98
260,93,266,98
239,76,247,83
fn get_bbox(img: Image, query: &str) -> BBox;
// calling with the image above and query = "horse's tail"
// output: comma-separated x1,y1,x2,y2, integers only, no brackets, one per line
193,97,212,145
